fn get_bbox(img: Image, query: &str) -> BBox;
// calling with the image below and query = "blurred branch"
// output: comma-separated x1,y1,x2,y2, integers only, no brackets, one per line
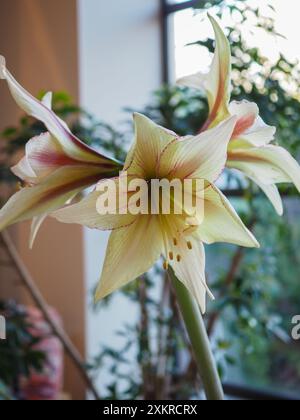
139,278,153,399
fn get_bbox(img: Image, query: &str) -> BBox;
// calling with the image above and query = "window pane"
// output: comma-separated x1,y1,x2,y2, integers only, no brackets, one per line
167,8,212,82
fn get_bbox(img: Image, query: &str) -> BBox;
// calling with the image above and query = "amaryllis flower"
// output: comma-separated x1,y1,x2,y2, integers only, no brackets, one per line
53,113,259,313
0,56,122,246
177,16,300,215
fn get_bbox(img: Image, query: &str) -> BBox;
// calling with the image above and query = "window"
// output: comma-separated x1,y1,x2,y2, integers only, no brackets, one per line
161,0,212,83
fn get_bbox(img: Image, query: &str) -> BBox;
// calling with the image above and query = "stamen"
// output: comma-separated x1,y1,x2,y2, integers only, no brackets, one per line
163,261,169,270
176,255,181,263
169,252,174,261
187,241,193,250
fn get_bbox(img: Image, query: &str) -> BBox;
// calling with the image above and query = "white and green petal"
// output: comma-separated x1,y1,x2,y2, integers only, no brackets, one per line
125,112,177,178
177,15,231,127
95,215,163,301
246,174,283,216
29,215,48,249
227,145,300,189
193,184,259,248
168,238,213,314
158,117,237,182
227,145,300,214
52,176,138,231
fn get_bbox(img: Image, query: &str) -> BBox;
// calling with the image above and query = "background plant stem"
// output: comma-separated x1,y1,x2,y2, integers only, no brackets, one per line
169,269,224,401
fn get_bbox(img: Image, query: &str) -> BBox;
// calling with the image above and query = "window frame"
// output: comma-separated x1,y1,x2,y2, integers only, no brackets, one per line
160,0,202,82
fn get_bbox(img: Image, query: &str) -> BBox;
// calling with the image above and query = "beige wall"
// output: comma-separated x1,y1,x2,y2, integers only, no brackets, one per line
0,0,86,400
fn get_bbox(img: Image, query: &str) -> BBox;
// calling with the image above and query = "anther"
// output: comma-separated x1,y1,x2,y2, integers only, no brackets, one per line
163,261,169,270
176,255,181,263
169,252,174,261
187,241,193,250
173,238,178,246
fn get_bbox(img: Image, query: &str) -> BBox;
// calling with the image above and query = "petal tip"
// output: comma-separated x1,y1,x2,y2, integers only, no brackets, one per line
207,13,214,23
222,115,238,135
277,208,284,217
208,13,223,34
254,239,260,249
0,55,6,79
133,111,143,120
93,293,100,305
94,286,107,304
200,304,206,315
42,92,53,109
133,112,149,125
248,231,260,249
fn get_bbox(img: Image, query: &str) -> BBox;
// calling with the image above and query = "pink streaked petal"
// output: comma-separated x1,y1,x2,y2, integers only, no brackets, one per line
12,132,119,184
229,101,275,146
23,133,71,180
204,15,231,126
11,156,37,183
12,133,72,182
0,165,106,232
232,114,256,138
0,56,118,166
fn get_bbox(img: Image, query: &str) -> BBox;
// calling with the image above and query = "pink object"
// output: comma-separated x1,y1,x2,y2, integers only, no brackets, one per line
20,307,64,400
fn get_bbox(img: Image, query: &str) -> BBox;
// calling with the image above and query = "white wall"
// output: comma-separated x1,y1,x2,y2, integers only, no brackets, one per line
78,0,162,124
77,0,162,395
